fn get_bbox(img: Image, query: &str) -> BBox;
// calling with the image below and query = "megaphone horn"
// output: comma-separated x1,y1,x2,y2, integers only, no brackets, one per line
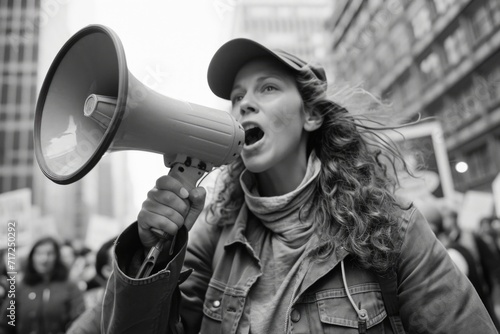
34,25,245,278
34,24,244,189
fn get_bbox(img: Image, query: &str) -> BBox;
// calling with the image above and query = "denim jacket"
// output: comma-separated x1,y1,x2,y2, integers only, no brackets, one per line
100,206,498,334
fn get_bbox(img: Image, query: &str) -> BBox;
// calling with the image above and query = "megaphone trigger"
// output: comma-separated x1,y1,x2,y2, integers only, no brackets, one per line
135,230,175,279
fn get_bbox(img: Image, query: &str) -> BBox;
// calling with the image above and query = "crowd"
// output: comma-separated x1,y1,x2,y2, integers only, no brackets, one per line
0,236,115,334
415,196,500,329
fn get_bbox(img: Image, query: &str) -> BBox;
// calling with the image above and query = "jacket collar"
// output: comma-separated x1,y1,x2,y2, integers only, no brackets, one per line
297,246,349,298
223,203,250,248
223,203,350,297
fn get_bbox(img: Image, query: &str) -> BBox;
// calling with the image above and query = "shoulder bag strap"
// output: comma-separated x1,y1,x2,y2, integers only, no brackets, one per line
376,271,407,334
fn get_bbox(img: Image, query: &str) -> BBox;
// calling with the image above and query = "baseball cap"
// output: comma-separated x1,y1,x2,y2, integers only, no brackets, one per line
207,38,327,100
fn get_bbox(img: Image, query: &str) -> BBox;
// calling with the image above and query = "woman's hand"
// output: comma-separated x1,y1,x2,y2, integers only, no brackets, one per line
137,175,206,249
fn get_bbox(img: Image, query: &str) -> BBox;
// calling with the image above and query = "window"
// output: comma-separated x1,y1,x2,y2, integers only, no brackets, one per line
452,83,482,124
433,0,455,14
1,84,8,104
489,0,500,25
471,74,492,107
363,58,377,82
487,65,500,100
0,131,5,165
399,72,419,105
420,52,442,82
470,4,494,40
3,44,11,64
411,5,432,39
442,104,460,133
15,84,22,104
17,44,24,62
444,27,468,66
11,177,18,191
13,131,20,151
391,23,411,59
465,144,492,180
376,42,393,71
368,0,384,11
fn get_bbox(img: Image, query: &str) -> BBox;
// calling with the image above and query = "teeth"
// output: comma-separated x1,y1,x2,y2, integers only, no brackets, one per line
244,124,256,131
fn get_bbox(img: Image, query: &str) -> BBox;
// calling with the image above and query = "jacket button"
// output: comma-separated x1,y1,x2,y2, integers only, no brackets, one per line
213,300,221,308
291,309,301,322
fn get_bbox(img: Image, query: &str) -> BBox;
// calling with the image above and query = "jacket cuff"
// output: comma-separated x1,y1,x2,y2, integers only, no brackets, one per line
102,222,189,334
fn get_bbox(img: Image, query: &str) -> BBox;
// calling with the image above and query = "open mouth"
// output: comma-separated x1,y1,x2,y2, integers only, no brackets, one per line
244,126,265,146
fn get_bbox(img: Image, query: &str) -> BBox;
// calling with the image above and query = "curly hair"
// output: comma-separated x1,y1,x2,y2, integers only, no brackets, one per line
23,236,69,286
207,65,411,273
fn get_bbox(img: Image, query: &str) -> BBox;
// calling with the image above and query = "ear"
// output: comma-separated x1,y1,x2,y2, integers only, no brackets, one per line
303,108,323,132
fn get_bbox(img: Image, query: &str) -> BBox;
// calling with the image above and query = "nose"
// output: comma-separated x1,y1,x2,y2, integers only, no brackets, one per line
239,94,258,116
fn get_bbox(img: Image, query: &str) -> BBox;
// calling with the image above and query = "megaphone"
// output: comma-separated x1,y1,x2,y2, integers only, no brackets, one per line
34,24,244,277
34,24,244,189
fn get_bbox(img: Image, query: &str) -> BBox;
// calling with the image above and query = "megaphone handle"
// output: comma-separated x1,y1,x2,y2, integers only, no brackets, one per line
135,163,206,279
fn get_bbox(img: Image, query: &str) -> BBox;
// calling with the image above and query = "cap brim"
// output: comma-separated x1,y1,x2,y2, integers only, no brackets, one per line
207,38,301,100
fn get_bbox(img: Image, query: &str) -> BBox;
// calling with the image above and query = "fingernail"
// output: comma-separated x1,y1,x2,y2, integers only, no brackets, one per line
180,188,189,198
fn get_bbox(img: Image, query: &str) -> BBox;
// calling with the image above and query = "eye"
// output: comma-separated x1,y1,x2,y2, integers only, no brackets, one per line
262,85,277,93
230,90,244,104
231,95,243,105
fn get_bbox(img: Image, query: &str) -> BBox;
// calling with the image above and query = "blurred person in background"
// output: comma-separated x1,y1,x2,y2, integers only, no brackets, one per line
448,218,500,330
83,237,115,308
0,251,10,306
477,216,500,323
60,241,76,271
67,237,116,334
0,236,85,334
422,201,500,330
477,216,500,286
61,240,97,291
491,217,500,248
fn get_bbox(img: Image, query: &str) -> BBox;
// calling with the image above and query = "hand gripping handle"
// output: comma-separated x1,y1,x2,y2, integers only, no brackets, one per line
135,163,205,279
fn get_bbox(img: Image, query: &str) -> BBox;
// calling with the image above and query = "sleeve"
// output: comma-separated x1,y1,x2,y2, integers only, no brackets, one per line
397,208,498,333
101,222,190,334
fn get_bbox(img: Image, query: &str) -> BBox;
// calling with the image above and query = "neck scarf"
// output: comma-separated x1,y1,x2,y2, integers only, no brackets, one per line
238,152,321,333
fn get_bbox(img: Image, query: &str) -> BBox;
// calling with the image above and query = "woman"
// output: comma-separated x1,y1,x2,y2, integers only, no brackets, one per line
0,236,85,334
99,39,497,333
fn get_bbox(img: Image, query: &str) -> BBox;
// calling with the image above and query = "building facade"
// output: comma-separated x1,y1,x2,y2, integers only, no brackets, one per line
230,0,332,71
0,0,40,193
0,0,135,241
327,0,500,193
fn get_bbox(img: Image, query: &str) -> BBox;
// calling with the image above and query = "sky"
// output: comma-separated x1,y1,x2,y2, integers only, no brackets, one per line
38,0,236,215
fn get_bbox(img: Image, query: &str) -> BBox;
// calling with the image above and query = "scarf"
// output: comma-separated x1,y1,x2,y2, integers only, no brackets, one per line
238,152,321,334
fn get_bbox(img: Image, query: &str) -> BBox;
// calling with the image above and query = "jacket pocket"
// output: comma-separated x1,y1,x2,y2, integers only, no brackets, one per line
313,283,387,333
290,283,386,334
202,282,225,321
200,280,226,333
